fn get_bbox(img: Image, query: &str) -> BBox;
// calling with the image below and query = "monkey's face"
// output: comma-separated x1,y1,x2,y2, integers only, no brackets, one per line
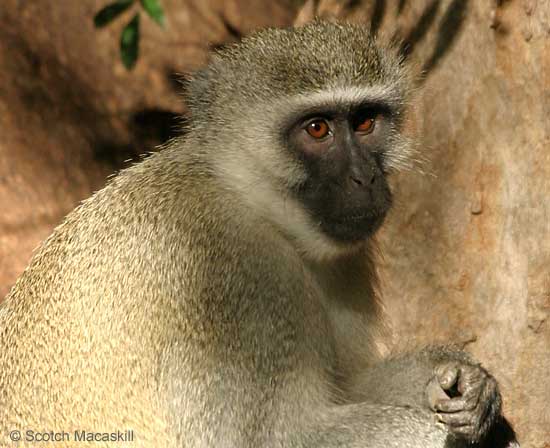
286,103,393,243
192,21,414,257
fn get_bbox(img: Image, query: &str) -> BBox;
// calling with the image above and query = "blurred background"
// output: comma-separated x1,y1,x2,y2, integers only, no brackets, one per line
0,0,548,446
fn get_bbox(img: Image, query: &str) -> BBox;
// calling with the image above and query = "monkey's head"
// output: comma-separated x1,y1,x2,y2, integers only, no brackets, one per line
186,21,415,260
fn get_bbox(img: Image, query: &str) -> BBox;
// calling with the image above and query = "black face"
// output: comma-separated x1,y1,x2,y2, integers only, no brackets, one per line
286,103,394,243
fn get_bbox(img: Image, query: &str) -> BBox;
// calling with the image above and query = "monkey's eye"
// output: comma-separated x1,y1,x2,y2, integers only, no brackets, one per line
305,120,331,139
354,116,376,134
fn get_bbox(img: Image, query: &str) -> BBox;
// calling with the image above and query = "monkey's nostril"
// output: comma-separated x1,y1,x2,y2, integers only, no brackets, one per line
350,176,363,187
370,175,376,185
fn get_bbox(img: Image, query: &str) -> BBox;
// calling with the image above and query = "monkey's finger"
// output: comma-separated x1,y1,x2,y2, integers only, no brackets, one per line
426,377,451,411
436,410,475,427
435,396,475,413
434,363,459,389
456,367,483,396
459,385,482,409
448,424,478,441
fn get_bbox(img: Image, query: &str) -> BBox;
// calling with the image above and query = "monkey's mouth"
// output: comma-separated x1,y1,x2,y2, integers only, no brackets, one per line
333,212,374,222
321,210,386,242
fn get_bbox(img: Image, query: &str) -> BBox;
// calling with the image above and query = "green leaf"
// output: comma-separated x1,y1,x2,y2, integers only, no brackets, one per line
120,13,140,70
94,0,134,28
140,0,165,27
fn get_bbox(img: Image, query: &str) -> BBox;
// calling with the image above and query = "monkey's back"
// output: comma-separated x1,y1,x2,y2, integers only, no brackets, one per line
0,143,328,447
0,146,198,445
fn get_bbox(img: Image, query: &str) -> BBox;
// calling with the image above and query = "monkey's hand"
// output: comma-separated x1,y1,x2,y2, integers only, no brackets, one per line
426,360,502,443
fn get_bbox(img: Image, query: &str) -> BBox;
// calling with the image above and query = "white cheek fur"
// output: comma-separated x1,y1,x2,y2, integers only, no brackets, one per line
213,84,414,261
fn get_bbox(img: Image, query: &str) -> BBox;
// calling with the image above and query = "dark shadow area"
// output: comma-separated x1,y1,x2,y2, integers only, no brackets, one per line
422,0,469,75
209,12,244,52
480,417,520,448
444,417,519,448
370,0,386,36
5,33,136,172
399,0,441,59
364,0,468,81
93,141,142,167
167,69,196,99
397,0,408,15
132,108,182,144
167,70,188,95
94,108,182,168
220,14,243,41
3,29,184,172
346,0,363,13
11,37,103,132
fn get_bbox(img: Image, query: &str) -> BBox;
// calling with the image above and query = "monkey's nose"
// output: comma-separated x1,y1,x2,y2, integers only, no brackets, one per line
349,173,375,188
350,175,363,186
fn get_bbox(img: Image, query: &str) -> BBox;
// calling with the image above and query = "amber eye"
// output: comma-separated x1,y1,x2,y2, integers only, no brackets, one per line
306,120,330,139
355,116,376,134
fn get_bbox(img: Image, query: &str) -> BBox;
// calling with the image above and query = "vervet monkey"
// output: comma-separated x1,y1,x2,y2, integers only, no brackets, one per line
0,21,517,448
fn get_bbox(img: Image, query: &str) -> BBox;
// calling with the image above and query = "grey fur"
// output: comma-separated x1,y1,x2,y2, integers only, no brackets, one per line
0,21,512,448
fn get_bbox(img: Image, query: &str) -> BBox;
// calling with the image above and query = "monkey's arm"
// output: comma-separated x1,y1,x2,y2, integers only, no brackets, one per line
345,347,505,444
298,402,457,448
346,347,468,407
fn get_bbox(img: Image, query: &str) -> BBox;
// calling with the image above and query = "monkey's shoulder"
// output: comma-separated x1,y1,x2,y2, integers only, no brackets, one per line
6,146,299,306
